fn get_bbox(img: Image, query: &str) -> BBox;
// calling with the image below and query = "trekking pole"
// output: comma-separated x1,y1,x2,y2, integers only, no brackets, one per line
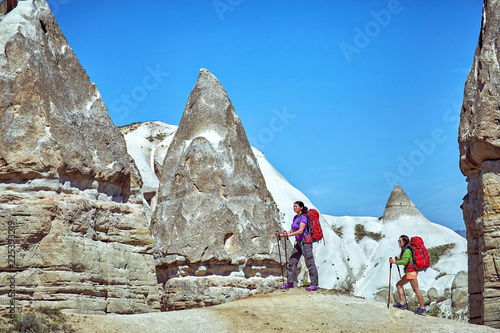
283,231,288,291
276,234,284,286
396,264,408,308
388,262,392,309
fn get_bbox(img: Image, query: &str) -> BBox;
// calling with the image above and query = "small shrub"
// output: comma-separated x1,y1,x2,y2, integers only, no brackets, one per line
1,307,74,333
428,243,455,266
332,225,343,238
426,305,442,317
355,224,383,243
15,312,46,332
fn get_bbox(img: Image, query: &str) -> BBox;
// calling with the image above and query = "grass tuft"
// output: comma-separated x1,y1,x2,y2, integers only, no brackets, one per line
332,225,343,238
355,224,383,243
428,243,455,266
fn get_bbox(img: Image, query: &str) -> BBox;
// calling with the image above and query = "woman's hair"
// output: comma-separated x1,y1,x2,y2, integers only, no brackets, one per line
294,201,308,215
399,235,410,258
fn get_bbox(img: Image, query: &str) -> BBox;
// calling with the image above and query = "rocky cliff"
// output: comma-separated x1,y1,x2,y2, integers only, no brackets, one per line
151,69,285,310
0,0,160,313
459,0,500,328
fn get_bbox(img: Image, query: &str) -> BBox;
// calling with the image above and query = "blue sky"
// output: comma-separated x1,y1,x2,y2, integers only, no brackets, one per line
50,0,483,231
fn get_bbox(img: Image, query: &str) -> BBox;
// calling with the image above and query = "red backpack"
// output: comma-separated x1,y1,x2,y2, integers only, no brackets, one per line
408,236,430,272
302,209,324,244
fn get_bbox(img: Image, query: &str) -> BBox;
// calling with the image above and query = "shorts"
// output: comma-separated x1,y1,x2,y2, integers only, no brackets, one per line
405,271,418,280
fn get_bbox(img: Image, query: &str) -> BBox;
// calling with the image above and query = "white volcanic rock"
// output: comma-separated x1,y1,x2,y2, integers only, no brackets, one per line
251,147,354,291
123,122,469,319
120,122,177,210
150,69,285,310
0,0,160,313
323,185,468,319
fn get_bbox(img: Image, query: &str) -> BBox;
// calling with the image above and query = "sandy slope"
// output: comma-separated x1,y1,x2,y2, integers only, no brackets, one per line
66,289,496,333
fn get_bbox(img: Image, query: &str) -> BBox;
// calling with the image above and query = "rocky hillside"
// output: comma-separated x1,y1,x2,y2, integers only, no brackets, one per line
324,186,467,320
0,0,477,324
121,121,468,320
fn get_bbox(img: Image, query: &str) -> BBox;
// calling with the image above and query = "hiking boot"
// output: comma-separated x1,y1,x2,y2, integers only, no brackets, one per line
305,285,318,291
280,283,294,289
393,302,405,310
414,307,426,315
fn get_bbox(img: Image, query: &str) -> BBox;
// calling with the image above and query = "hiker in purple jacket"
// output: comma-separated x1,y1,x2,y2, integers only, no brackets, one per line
275,201,319,291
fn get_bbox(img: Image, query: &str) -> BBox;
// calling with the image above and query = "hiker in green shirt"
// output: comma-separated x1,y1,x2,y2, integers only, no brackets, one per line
389,235,426,315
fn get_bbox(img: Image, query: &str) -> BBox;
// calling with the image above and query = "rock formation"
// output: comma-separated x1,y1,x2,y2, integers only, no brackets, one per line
383,185,427,222
452,271,468,315
151,69,285,310
459,0,500,328
0,0,160,313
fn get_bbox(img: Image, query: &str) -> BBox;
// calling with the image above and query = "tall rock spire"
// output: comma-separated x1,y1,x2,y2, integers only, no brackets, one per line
459,0,500,327
151,69,284,310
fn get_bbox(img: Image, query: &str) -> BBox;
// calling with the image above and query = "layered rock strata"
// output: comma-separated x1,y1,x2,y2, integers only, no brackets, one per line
459,0,500,327
0,0,160,313
151,69,285,310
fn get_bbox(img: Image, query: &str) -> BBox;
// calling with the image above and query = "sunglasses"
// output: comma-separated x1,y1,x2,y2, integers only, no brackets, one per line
398,240,403,243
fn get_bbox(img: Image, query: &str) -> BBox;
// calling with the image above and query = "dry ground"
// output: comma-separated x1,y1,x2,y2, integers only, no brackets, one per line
66,288,498,333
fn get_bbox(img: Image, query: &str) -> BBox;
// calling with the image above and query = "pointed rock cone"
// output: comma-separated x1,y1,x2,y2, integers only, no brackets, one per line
383,185,427,222
0,0,139,192
151,69,284,310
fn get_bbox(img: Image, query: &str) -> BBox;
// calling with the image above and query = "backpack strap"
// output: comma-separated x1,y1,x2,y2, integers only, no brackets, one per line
295,213,310,235
301,213,311,236
404,245,416,272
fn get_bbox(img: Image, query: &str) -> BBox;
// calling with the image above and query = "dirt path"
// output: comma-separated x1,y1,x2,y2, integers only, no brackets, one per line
67,289,497,332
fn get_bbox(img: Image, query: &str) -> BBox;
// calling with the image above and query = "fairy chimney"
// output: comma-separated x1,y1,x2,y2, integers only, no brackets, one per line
151,69,285,310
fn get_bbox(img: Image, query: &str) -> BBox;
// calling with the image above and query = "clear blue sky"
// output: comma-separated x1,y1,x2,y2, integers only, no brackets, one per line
50,0,483,231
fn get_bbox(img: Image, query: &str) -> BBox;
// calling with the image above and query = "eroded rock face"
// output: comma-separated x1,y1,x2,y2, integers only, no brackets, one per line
151,69,284,310
459,0,500,327
0,0,160,313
